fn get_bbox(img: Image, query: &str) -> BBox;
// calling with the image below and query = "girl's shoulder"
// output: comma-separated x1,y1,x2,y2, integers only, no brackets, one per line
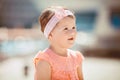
68,49,85,62
34,48,51,59
34,50,51,80
33,49,50,67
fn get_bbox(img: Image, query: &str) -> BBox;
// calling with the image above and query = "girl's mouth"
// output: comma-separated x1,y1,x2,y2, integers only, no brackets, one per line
68,37,74,40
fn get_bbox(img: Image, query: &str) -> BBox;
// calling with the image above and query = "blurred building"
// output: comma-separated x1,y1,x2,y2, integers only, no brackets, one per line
81,0,120,57
0,0,120,58
0,0,39,28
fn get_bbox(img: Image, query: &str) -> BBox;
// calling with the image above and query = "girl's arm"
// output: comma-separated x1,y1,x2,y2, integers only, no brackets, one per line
36,60,51,80
77,63,84,80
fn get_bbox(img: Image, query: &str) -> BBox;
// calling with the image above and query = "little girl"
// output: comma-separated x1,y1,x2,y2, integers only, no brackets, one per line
34,6,84,80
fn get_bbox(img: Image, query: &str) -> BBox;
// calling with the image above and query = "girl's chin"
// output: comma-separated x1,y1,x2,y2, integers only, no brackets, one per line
61,41,75,48
65,44,74,49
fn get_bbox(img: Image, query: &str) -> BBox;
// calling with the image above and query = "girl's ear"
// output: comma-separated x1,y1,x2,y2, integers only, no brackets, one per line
48,33,53,40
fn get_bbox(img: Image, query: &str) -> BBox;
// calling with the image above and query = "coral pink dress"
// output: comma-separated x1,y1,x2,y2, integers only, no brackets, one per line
34,48,84,80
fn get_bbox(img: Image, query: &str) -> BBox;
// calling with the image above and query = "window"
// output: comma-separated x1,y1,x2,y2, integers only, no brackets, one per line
75,11,97,32
110,6,120,29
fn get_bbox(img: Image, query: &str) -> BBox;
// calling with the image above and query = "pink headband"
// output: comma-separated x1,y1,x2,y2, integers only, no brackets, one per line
44,8,74,38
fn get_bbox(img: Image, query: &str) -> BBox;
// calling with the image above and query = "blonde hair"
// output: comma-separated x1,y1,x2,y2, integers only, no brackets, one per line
39,6,75,33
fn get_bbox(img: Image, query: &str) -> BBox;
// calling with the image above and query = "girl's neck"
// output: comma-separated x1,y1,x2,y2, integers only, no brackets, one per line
49,45,68,57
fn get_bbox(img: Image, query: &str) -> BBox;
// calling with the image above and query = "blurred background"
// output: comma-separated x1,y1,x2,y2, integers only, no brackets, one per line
0,0,120,80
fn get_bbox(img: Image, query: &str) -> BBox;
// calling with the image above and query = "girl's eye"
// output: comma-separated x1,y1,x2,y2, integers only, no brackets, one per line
72,26,76,29
64,27,68,30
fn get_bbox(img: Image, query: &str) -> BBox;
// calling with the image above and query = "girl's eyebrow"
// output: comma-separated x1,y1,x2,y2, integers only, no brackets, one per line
56,26,67,31
63,25,76,28
63,25,68,28
58,24,76,29
58,25,67,29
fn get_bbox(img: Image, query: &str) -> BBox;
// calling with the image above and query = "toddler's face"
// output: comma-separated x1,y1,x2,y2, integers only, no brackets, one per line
49,16,77,48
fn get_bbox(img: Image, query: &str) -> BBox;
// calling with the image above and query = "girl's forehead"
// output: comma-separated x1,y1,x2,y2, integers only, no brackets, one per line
56,17,75,27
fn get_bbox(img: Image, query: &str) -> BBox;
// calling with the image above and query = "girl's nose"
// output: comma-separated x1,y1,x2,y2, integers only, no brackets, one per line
69,29,77,36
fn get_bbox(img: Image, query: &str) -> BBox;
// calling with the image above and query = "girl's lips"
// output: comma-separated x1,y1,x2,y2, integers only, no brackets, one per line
68,37,74,40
